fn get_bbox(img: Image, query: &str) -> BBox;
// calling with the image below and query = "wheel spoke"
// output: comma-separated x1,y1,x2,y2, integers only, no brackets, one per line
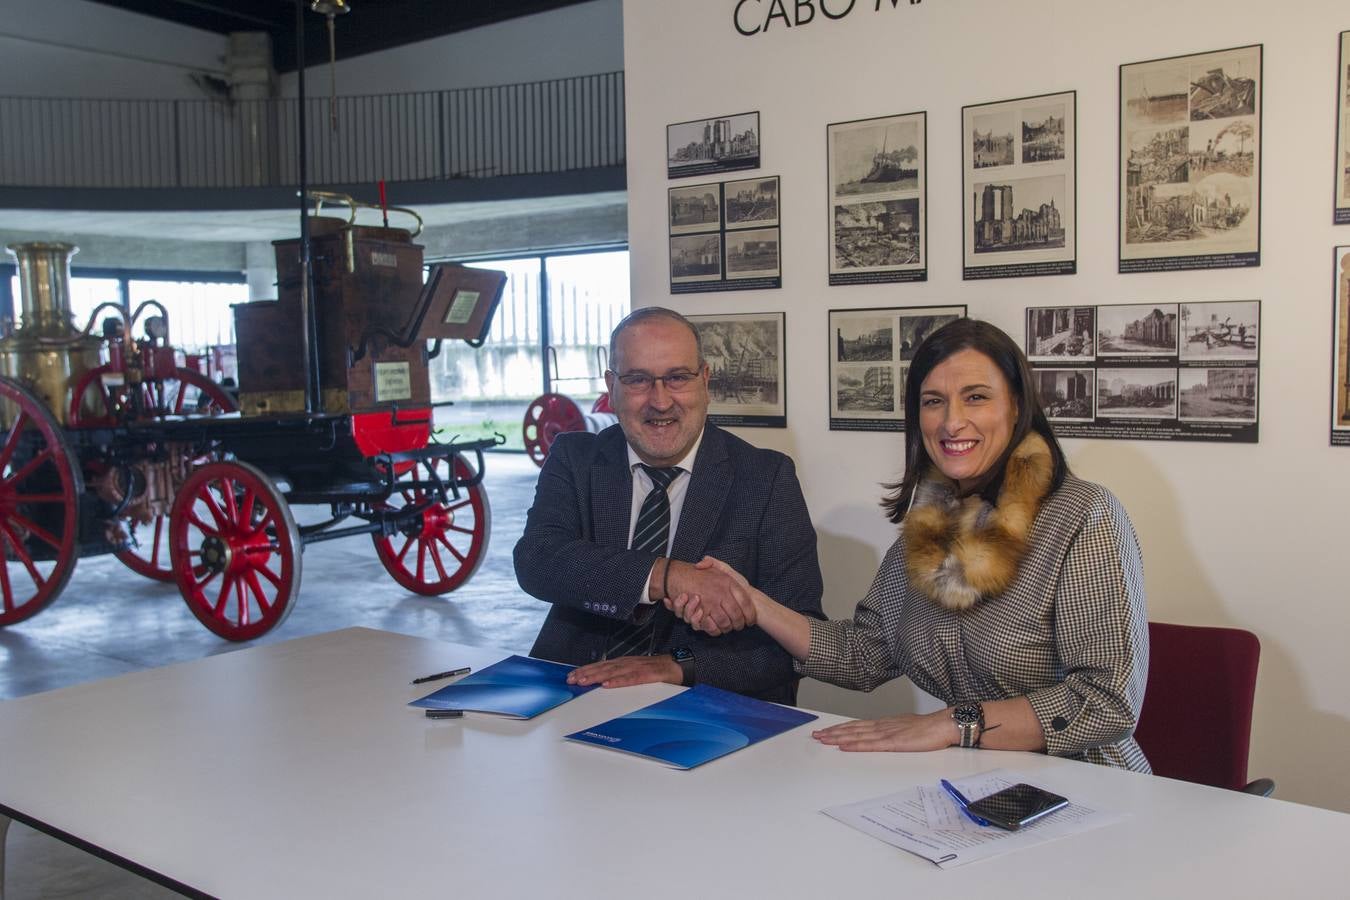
200,488,228,530
0,531,15,612
220,477,239,523
447,523,476,536
238,486,257,531
150,516,164,565
9,493,68,504
429,541,449,581
244,570,271,613
186,510,219,536
173,380,188,413
5,448,55,487
394,534,414,563
416,539,427,581
7,512,62,552
436,531,468,564
0,411,31,471
0,520,45,589
255,562,282,589
213,573,235,616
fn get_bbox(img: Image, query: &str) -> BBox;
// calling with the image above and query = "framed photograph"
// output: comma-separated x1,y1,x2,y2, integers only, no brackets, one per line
668,178,783,294
669,234,722,285
828,305,965,431
1120,44,1262,273
1027,300,1259,443
724,175,779,228
667,112,760,180
688,312,786,428
668,182,722,235
1336,33,1350,224
962,91,1077,279
1034,368,1096,422
1332,247,1350,445
1097,303,1179,357
1027,306,1095,361
1177,300,1258,361
826,111,927,284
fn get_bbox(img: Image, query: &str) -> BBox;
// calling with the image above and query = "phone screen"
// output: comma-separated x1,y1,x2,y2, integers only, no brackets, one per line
965,783,1069,830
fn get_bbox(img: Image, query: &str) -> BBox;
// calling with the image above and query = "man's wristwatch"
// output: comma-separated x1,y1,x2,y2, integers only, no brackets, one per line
952,702,985,748
670,647,695,687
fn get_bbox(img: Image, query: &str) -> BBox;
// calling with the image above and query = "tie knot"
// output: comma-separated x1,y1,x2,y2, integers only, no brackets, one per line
640,464,679,489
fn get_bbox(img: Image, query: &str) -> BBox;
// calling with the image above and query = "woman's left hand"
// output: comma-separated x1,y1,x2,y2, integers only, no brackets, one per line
811,710,954,752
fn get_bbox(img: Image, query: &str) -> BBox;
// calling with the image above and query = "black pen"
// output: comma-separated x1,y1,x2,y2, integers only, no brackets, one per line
425,709,464,719
411,666,471,685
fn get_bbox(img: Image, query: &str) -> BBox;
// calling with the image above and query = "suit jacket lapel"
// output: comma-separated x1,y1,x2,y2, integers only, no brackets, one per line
671,425,730,562
592,427,633,548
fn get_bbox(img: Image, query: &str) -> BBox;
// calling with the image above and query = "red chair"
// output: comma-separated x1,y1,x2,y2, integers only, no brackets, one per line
1134,621,1275,796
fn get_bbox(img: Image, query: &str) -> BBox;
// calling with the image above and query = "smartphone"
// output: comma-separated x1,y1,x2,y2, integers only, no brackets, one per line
965,783,1069,831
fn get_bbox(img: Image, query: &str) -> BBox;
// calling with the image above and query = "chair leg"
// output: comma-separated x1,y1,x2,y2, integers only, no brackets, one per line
0,812,11,900
1243,778,1275,797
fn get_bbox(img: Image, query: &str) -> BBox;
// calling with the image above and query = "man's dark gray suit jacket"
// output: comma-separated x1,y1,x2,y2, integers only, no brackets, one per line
514,423,824,705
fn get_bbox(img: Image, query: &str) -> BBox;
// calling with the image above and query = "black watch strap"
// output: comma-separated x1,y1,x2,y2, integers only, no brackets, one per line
670,647,695,687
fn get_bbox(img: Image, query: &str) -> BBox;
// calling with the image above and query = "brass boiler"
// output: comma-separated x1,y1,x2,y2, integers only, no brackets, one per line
0,242,104,426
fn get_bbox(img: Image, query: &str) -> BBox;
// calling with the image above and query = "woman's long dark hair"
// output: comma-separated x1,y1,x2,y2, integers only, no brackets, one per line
881,318,1069,523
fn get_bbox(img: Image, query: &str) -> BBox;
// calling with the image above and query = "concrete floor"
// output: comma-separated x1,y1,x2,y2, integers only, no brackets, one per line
0,451,547,899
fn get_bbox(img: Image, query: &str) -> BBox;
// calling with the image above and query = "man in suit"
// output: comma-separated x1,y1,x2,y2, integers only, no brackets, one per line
514,307,823,704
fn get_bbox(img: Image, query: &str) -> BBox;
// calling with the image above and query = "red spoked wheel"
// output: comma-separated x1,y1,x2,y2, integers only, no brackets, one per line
169,460,301,641
69,364,236,426
373,453,490,596
70,365,237,582
0,377,82,627
591,393,613,414
522,392,584,468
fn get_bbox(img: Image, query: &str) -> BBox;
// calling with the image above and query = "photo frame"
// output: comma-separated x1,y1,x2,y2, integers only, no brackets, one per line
962,90,1076,279
828,305,965,431
668,177,782,294
1335,33,1350,224
1119,44,1262,273
687,312,787,428
1332,247,1350,445
1026,300,1260,442
826,111,927,284
667,112,761,180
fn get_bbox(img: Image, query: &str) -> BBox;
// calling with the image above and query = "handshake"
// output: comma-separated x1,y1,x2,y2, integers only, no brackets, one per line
662,556,761,637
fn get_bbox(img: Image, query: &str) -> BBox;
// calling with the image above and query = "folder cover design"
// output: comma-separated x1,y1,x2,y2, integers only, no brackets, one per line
409,655,594,718
565,683,817,768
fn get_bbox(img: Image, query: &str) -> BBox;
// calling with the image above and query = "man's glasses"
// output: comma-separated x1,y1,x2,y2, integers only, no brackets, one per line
610,369,703,393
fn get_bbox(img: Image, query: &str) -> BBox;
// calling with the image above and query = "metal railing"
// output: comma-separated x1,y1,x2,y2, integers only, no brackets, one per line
0,71,625,189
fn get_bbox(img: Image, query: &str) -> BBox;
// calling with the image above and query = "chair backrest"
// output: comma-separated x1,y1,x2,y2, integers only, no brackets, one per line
1134,621,1261,791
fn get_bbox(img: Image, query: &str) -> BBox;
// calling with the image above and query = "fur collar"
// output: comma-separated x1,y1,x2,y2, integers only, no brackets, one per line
902,432,1054,611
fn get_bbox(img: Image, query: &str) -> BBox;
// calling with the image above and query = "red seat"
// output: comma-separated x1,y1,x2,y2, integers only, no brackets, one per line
1134,622,1274,796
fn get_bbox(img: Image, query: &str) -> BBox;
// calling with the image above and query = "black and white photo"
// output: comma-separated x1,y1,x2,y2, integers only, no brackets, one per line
1035,368,1095,422
827,111,927,284
724,227,780,280
669,234,721,284
1332,247,1350,445
963,91,1077,279
1177,300,1259,361
1027,306,1095,360
1335,33,1350,223
1120,45,1262,272
688,312,786,428
829,305,964,431
668,182,722,235
667,112,760,179
1096,368,1177,419
1178,368,1257,422
1097,303,1179,356
724,175,779,228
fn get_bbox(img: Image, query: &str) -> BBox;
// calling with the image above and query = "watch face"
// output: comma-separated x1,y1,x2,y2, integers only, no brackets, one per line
953,704,981,725
671,647,694,663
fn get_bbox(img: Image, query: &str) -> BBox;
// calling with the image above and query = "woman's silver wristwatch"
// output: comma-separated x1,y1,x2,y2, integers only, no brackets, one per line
952,702,985,748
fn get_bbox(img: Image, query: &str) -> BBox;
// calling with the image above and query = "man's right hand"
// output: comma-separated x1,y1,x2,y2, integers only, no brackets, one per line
663,557,756,632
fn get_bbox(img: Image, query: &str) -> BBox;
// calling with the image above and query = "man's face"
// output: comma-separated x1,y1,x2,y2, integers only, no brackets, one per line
605,318,710,467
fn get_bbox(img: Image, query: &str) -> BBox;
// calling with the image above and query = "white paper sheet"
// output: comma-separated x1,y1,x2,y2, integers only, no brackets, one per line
822,768,1127,869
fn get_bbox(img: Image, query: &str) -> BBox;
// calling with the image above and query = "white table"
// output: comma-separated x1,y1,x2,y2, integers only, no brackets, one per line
0,627,1346,899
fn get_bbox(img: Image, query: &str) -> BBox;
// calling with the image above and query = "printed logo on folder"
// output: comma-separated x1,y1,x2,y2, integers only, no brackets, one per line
409,655,594,718
565,684,817,768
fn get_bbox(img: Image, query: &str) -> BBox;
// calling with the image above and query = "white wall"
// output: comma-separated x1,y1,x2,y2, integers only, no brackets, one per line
279,0,623,96
624,0,1350,812
0,0,226,98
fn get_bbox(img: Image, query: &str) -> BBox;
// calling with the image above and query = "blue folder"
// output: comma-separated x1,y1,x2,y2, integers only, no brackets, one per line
565,683,817,768
409,655,595,718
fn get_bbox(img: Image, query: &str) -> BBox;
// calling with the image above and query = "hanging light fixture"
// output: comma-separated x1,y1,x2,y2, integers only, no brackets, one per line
309,0,351,132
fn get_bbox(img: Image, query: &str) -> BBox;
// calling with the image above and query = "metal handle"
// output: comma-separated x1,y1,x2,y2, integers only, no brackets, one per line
307,189,424,237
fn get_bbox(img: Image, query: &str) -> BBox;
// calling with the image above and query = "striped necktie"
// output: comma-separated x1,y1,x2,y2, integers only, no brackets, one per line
605,465,679,658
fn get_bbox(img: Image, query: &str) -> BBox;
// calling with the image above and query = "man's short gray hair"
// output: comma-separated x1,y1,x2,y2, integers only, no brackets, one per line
608,306,704,371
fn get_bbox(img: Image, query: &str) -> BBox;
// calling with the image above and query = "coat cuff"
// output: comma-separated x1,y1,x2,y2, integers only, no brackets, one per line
1026,683,1084,757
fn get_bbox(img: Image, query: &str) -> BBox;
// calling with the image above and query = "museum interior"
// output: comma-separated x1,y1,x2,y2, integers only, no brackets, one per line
0,0,1348,895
